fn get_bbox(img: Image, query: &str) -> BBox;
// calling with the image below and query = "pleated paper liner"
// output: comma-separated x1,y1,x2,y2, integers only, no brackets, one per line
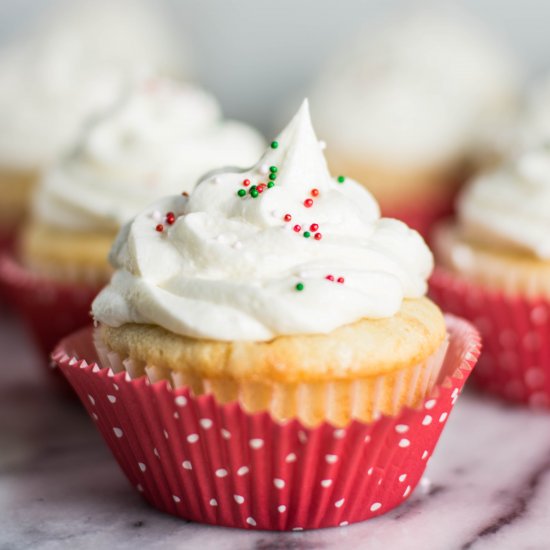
430,267,550,407
0,252,101,369
52,315,480,530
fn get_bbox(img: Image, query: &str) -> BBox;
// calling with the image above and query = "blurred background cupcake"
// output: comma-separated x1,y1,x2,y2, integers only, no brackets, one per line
0,0,189,250
310,6,520,238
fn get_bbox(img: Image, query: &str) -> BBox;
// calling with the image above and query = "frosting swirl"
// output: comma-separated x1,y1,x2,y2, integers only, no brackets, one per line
33,78,265,232
458,146,550,259
92,101,434,341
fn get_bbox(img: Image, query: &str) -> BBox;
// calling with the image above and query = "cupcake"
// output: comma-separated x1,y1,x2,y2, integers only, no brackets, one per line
431,145,550,406
0,0,189,248
0,77,264,360
311,7,519,237
53,101,480,529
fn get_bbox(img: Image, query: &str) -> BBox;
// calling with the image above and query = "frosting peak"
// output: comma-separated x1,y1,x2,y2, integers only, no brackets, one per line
93,101,434,341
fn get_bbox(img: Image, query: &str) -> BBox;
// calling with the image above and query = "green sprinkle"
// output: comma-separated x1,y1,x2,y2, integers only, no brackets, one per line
237,189,247,197
295,282,304,291
270,141,279,149
303,231,311,238
269,165,278,173
269,173,277,181
337,175,346,183
250,188,259,198
267,181,275,188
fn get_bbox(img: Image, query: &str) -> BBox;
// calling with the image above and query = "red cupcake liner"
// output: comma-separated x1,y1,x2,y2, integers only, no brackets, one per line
52,315,480,530
430,268,550,407
0,252,101,363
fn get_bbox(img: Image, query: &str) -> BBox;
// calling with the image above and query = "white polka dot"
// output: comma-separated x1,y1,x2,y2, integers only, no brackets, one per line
175,396,187,407
285,453,297,463
87,394,95,406
249,438,264,450
370,502,382,512
439,412,448,423
246,517,257,526
398,474,407,482
367,467,374,475
221,429,231,439
153,448,160,458
278,505,287,513
187,433,199,443
172,495,181,503
325,454,338,464
182,460,192,470
209,498,218,506
403,485,411,498
364,435,371,443
531,305,548,325
451,388,459,399
200,418,213,429
113,427,123,438
237,466,249,476
422,415,433,426
422,450,429,460
425,399,436,410
333,429,346,439
107,394,116,404
395,424,409,433
136,484,144,492
321,479,332,488
334,498,345,508
274,478,285,489
234,494,245,504
173,412,180,419
91,413,98,421
339,521,349,527
292,527,303,531
298,431,308,444
113,383,119,391
526,368,546,389
138,462,146,472
215,468,228,478
163,429,169,439
398,438,411,448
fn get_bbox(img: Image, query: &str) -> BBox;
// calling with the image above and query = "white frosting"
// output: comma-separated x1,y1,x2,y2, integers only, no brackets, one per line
311,8,519,166
32,78,265,232
458,147,550,259
92,101,434,341
0,0,188,169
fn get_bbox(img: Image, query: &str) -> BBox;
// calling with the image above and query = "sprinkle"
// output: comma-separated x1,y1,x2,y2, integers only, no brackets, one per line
250,188,259,198
284,214,292,222
270,166,278,173
267,181,275,188
269,173,277,181
310,223,319,231
166,212,175,225
181,191,189,197
326,275,334,281
257,186,265,194
259,164,269,175
314,233,322,240
311,188,319,197
243,179,251,186
304,199,313,208
237,189,246,197
293,224,301,232
295,282,304,291
303,231,311,238
155,224,164,232
337,175,346,183
271,141,279,149
337,277,345,284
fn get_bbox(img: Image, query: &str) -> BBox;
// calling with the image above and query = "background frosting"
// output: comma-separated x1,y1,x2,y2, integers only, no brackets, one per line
458,146,550,259
33,78,265,232
92,101,434,341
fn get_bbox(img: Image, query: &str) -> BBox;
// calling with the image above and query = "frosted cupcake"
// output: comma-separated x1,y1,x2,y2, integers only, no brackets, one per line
0,0,188,247
52,101,480,529
1,77,264,359
311,8,519,237
431,146,550,406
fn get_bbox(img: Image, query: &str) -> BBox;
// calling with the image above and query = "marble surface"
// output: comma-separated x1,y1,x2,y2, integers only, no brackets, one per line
2,311,550,550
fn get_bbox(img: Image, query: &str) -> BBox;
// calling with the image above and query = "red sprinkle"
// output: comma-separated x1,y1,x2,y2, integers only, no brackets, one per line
310,223,319,231
155,224,164,232
337,277,345,284
243,179,251,186
314,232,322,240
311,188,319,197
166,212,175,225
293,224,301,232
304,199,313,208
257,183,266,193
325,274,335,281
284,214,292,222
